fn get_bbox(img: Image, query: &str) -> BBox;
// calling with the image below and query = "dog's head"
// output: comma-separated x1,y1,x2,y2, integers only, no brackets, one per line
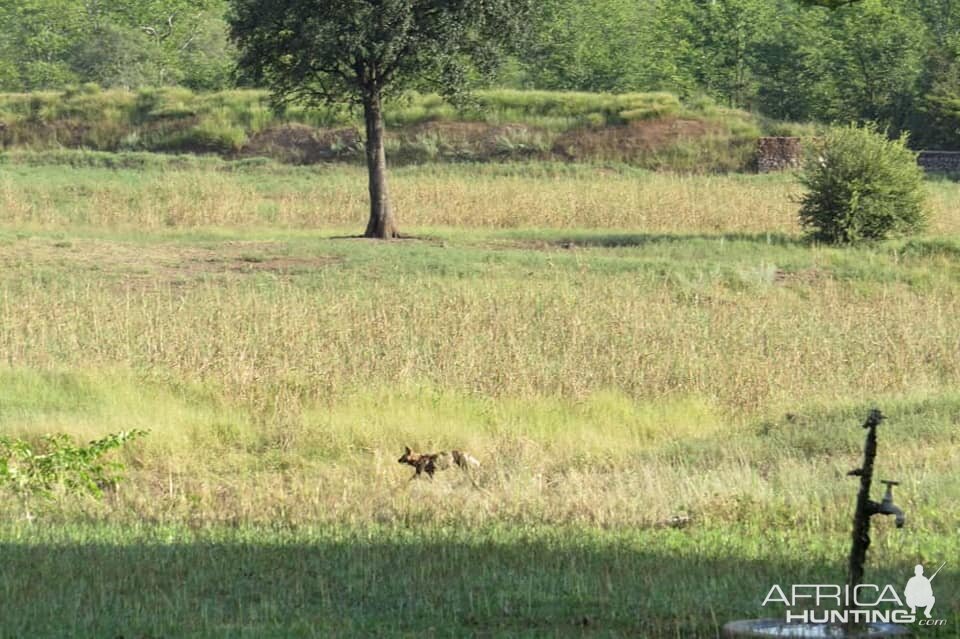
398,446,418,466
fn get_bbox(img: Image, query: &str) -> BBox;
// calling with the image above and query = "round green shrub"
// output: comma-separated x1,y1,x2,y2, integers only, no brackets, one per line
798,123,927,243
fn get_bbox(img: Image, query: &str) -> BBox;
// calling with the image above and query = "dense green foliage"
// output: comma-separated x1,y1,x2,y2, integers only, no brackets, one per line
227,0,532,108
517,0,960,148
0,0,233,90
0,430,146,501
1,0,959,147
799,124,928,243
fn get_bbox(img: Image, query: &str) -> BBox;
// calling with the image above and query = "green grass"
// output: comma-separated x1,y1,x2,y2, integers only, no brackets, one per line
2,522,955,638
0,159,958,636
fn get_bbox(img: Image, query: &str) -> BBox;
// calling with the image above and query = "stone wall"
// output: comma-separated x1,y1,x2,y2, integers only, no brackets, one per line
917,151,960,173
756,137,803,173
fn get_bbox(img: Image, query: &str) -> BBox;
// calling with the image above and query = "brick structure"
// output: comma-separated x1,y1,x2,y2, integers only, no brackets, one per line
756,138,960,174
756,137,804,173
917,151,960,173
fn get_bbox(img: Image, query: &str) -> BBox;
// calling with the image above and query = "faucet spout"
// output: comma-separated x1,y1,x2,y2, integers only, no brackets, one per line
878,502,905,527
878,480,905,528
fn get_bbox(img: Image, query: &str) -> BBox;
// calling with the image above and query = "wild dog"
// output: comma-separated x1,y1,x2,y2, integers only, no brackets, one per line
398,446,480,479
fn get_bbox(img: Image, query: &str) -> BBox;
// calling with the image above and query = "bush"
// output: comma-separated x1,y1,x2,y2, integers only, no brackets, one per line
0,429,147,518
798,123,927,243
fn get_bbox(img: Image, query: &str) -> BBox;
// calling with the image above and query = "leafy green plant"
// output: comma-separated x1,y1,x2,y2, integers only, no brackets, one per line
798,122,927,243
0,430,147,516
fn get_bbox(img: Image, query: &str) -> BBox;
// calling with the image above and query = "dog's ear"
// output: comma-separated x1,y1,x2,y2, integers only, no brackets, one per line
403,446,411,455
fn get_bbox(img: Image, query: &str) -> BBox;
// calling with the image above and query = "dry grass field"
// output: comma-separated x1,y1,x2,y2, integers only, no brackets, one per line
0,157,958,637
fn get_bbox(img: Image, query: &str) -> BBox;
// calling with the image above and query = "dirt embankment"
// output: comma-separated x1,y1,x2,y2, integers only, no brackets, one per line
235,117,742,169
238,124,362,164
0,114,753,171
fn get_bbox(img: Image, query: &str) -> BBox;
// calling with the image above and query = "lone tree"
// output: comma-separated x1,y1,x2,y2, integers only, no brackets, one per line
228,0,532,239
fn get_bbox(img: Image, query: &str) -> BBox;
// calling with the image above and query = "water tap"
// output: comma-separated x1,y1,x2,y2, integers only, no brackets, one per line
877,479,905,528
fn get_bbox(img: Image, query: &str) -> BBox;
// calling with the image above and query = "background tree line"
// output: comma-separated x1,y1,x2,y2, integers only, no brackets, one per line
516,0,960,148
0,0,233,91
1,0,959,148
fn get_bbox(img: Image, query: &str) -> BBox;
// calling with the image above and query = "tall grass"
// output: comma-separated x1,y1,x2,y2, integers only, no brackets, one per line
0,161,958,636
2,159,959,233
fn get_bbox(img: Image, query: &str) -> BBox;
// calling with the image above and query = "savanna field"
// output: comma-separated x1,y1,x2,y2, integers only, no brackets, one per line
1,155,959,637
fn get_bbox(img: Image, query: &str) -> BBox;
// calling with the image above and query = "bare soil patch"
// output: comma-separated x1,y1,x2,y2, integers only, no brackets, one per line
773,267,825,286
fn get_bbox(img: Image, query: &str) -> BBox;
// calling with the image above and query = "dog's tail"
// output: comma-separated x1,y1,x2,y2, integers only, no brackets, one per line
452,450,486,493
455,451,481,470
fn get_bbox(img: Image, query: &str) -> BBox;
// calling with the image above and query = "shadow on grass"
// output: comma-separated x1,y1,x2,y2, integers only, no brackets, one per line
2,528,948,638
511,232,806,250
327,234,439,243
925,170,960,183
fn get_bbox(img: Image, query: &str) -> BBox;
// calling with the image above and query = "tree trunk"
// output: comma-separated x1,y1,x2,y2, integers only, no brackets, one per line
362,91,399,239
